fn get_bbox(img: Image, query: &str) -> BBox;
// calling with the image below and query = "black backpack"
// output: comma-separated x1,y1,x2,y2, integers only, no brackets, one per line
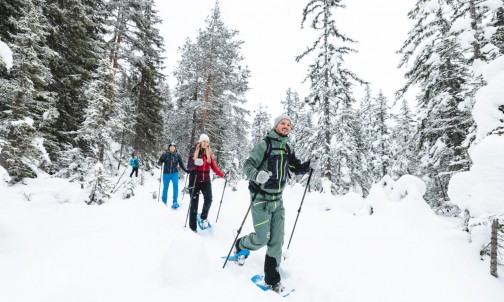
248,137,291,194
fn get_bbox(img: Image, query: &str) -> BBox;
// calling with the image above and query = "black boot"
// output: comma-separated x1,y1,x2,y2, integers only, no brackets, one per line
235,238,242,253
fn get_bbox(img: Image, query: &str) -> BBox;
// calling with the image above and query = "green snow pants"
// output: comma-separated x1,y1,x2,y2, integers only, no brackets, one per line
238,192,285,285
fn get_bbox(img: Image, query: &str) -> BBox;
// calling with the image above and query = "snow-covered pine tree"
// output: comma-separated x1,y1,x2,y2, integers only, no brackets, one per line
216,108,249,190
86,162,111,205
369,91,392,179
160,81,174,148
78,58,117,202
43,0,107,170
0,0,23,43
398,1,475,207
280,88,304,149
491,7,504,55
105,0,166,165
172,1,250,173
389,98,417,179
289,101,317,187
281,88,301,122
0,0,57,182
79,58,117,163
251,104,271,146
358,85,379,188
450,0,503,63
171,38,204,152
197,1,250,170
296,0,366,194
129,0,165,164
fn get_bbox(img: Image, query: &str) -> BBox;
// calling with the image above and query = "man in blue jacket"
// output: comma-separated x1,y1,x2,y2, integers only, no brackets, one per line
158,142,189,208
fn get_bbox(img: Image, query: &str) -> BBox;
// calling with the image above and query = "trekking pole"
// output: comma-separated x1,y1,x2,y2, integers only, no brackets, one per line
111,166,128,193
215,171,229,223
181,174,189,201
223,191,259,269
286,168,313,250
184,173,198,228
157,163,164,203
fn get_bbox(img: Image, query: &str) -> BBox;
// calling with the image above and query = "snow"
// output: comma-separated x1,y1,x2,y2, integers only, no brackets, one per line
422,0,440,14
473,56,504,139
483,26,498,40
448,135,504,217
11,117,35,127
457,30,476,50
0,39,13,71
450,18,472,33
0,170,503,302
32,137,52,164
482,0,504,10
448,54,504,218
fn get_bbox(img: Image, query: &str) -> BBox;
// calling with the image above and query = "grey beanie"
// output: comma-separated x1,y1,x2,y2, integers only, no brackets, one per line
273,114,293,129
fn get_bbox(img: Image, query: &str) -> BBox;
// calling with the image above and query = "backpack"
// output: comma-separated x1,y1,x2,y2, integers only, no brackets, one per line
248,136,291,194
130,158,138,167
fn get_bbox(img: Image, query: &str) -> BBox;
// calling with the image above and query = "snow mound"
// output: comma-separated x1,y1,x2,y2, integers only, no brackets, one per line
448,135,504,217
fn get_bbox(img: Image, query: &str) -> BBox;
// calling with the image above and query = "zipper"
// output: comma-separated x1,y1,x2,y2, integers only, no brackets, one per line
278,141,284,193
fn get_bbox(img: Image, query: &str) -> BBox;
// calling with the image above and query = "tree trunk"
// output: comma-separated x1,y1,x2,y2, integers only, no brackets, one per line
202,73,212,132
490,219,498,278
469,0,482,61
117,129,125,170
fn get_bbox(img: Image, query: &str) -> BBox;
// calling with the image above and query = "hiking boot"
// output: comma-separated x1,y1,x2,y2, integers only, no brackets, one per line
235,238,241,253
267,282,285,293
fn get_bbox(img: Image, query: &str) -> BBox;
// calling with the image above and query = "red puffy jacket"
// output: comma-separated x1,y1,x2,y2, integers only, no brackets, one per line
187,146,224,182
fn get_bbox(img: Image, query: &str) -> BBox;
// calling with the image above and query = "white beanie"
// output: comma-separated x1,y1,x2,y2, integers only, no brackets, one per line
273,114,293,129
199,134,210,143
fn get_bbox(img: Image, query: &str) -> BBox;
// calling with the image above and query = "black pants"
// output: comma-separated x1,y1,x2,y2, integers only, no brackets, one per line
130,167,138,177
189,180,213,231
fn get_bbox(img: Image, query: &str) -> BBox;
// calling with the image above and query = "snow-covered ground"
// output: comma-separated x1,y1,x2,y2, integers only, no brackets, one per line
0,169,503,302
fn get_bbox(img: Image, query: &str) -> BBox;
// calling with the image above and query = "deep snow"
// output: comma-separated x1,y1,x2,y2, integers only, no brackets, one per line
0,169,503,302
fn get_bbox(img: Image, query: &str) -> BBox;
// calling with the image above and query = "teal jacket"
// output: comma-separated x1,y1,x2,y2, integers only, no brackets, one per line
243,130,310,196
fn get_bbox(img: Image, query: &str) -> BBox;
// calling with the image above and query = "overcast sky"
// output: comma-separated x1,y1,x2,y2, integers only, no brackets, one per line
154,0,417,119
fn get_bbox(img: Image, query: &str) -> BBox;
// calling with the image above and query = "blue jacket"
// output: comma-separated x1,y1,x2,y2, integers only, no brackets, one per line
158,151,189,174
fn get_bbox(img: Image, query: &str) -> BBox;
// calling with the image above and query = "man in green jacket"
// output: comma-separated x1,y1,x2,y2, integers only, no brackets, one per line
236,114,319,293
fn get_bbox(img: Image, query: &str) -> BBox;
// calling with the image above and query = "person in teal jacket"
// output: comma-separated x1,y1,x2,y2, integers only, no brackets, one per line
236,115,319,293
129,152,140,177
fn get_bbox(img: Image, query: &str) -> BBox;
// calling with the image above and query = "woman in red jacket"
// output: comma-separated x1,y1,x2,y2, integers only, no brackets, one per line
187,134,225,232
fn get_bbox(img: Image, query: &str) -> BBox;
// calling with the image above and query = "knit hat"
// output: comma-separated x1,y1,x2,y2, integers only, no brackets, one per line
168,142,176,147
273,114,293,129
199,134,210,143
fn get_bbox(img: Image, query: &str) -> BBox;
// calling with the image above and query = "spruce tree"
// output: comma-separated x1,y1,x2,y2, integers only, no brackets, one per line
398,1,475,206
251,104,271,146
105,0,166,164
0,0,57,181
369,91,392,179
389,98,417,179
281,88,301,121
78,58,117,164
43,0,107,169
296,0,366,194
172,1,250,173
359,85,379,188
